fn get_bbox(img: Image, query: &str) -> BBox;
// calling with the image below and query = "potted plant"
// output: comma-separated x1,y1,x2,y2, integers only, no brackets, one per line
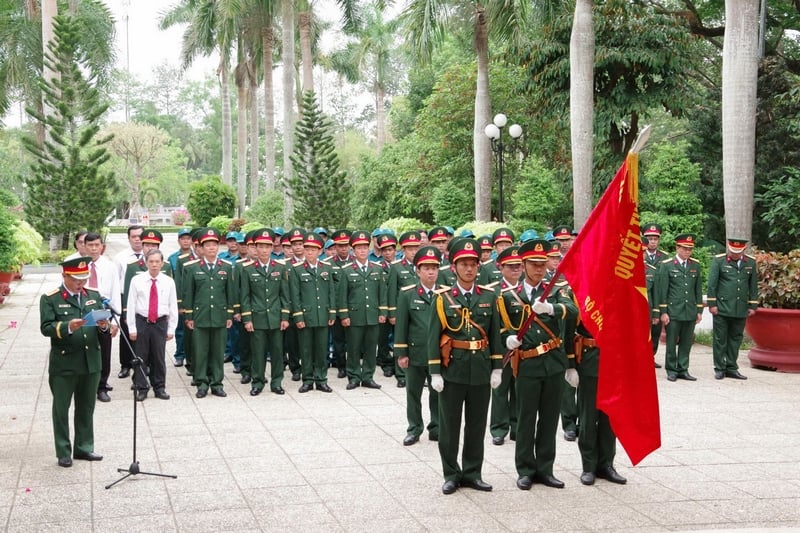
746,249,800,372
0,207,18,286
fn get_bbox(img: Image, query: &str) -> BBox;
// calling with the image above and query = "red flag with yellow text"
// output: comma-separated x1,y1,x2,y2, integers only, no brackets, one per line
556,152,661,465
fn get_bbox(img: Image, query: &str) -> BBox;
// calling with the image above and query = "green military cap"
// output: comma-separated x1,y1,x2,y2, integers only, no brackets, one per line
497,245,522,265
288,228,306,242
492,227,515,245
398,231,421,247
332,229,351,245
61,256,92,279
428,226,449,242
350,230,371,247
198,227,221,244
675,233,696,248
191,227,207,242
552,225,573,240
377,233,398,249
478,235,493,251
304,232,324,248
642,223,662,237
727,238,747,253
547,240,562,257
449,238,480,263
519,239,550,262
447,236,464,254
253,228,274,244
414,245,442,267
141,229,163,244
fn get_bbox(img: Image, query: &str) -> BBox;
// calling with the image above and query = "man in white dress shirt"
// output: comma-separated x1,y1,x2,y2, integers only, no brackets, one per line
113,225,144,379
126,249,179,401
84,232,121,403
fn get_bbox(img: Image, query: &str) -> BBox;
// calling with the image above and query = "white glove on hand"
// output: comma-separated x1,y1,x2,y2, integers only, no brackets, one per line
565,368,579,388
431,375,444,392
490,369,503,389
506,335,522,350
533,300,555,315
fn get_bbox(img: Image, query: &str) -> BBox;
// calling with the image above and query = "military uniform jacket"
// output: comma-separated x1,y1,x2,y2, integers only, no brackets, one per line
498,282,578,378
645,262,659,319
40,286,106,376
644,249,668,267
575,323,599,378
655,257,703,320
394,283,440,366
290,261,337,327
183,258,235,327
477,260,502,286
437,264,457,287
337,261,387,325
387,258,417,320
230,257,251,316
240,259,291,329
429,285,503,385
706,254,758,318
174,251,199,311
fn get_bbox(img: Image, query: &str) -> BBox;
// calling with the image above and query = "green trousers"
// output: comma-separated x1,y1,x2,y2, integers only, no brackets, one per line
489,365,517,439
577,372,616,473
515,371,564,478
664,319,695,374
299,326,329,385
193,326,226,391
345,325,378,383
405,365,439,438
438,381,490,483
560,383,578,433
712,315,746,372
49,372,100,459
249,328,284,391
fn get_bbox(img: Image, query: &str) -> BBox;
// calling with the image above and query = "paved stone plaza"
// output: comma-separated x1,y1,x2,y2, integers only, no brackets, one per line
1,233,799,532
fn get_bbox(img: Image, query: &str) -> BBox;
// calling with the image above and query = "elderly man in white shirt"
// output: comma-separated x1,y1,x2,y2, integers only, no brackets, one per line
113,225,145,379
126,249,179,401
84,232,121,403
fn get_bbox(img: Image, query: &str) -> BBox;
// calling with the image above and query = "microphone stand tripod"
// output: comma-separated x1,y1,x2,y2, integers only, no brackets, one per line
105,305,177,489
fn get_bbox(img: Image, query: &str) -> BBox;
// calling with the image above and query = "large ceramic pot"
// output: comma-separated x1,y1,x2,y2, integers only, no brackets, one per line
746,308,800,372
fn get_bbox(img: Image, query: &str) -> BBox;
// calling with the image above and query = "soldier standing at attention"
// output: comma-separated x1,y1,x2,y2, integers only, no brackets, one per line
656,233,704,382
340,230,387,390
113,225,144,379
375,233,399,382
643,223,668,368
183,228,235,398
500,240,578,491
395,246,443,445
290,232,337,393
168,228,193,368
40,257,116,467
387,231,423,384
285,228,307,382
429,238,504,495
707,238,758,380
329,229,352,379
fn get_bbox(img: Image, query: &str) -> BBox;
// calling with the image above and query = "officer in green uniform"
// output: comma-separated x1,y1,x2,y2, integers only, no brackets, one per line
489,246,523,446
327,229,352,378
476,236,501,286
499,240,578,491
175,229,202,378
285,228,307,381
339,230,387,389
491,227,515,261
707,238,758,380
168,228,193,367
235,231,256,382
643,224,668,367
388,231,424,386
290,232,337,393
395,246,442,445
428,238,504,495
656,233,703,381
183,228,235,398
240,229,292,395
574,324,627,486
374,233,399,382
40,257,114,467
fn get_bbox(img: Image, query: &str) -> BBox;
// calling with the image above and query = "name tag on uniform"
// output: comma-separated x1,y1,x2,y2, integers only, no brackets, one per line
478,303,490,308
271,271,281,277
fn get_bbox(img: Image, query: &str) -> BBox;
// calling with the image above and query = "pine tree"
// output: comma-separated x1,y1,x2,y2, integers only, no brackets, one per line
22,14,116,248
288,91,350,229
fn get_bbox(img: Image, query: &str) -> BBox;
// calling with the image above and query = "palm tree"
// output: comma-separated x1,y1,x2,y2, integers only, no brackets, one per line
403,0,531,221
281,0,294,221
722,0,759,241
570,0,594,229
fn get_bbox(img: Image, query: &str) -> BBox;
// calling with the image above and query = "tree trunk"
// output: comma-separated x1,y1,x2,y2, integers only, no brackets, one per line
282,0,295,222
473,5,492,222
40,0,57,141
262,24,276,190
249,62,259,204
375,84,386,151
220,58,233,185
570,0,595,229
722,0,759,241
236,68,248,217
298,9,314,95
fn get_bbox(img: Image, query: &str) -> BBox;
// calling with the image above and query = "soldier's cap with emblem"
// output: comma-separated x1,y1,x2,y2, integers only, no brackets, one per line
280,233,292,245
675,233,696,248
304,232,324,248
641,235,649,248
191,227,206,243
178,228,192,237
254,228,274,245
497,245,522,266
414,245,442,267
314,227,328,237
459,229,475,238
519,239,550,262
61,256,92,279
446,236,464,254
552,225,573,240
332,229,351,245
449,238,480,263
199,228,221,244
243,229,257,245
519,229,539,243
141,229,163,244
547,240,562,257
350,230,371,247
377,233,398,249
288,228,306,242
492,227,515,245
642,223,662,237
428,226,449,242
727,238,748,253
398,231,421,247
478,235,493,250
324,238,334,250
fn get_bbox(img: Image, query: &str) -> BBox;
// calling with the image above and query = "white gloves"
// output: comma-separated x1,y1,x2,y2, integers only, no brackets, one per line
565,368,579,388
505,335,522,350
431,375,444,392
533,300,554,315
490,369,503,389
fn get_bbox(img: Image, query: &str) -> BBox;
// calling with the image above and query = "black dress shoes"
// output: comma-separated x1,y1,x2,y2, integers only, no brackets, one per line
211,388,227,397
460,479,492,492
316,383,333,393
196,389,207,398
677,372,697,381
135,390,147,402
337,368,347,379
240,375,252,384
726,370,747,380
58,457,72,468
250,388,262,396
223,355,233,363
428,433,438,442
403,433,419,446
118,368,131,379
346,381,359,390
74,451,103,461
564,430,577,441
154,389,170,400
654,361,662,368
596,466,627,484
383,367,394,378
492,436,504,446
271,387,285,395
442,480,458,495
667,373,677,382
298,383,313,393
396,379,406,388
232,367,241,374
97,391,111,403
714,370,725,379
362,380,382,389
580,471,596,485
533,474,565,489
291,372,302,382
174,359,184,367
516,475,533,490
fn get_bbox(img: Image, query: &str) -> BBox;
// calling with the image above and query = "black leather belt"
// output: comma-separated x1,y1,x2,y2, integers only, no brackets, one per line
137,315,168,324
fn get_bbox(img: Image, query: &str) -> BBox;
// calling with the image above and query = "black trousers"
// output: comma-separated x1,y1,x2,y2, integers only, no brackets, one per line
133,315,168,391
119,316,136,370
97,332,112,392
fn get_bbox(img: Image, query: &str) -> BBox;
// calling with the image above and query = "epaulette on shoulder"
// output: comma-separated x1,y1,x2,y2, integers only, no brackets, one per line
320,256,332,264
689,257,700,263
745,254,755,260
715,252,726,258
555,280,569,287
341,262,353,268
369,260,383,267
401,284,416,292
185,258,200,266
434,286,451,294
481,282,499,290
240,259,254,267
219,258,232,266
501,285,517,293
438,264,450,271
660,257,673,264
128,258,140,264
645,262,657,270
179,252,191,259
46,287,60,296
391,258,403,265
236,257,249,264
274,258,286,265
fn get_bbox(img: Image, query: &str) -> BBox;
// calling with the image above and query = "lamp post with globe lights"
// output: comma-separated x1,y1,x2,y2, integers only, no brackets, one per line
484,114,522,222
